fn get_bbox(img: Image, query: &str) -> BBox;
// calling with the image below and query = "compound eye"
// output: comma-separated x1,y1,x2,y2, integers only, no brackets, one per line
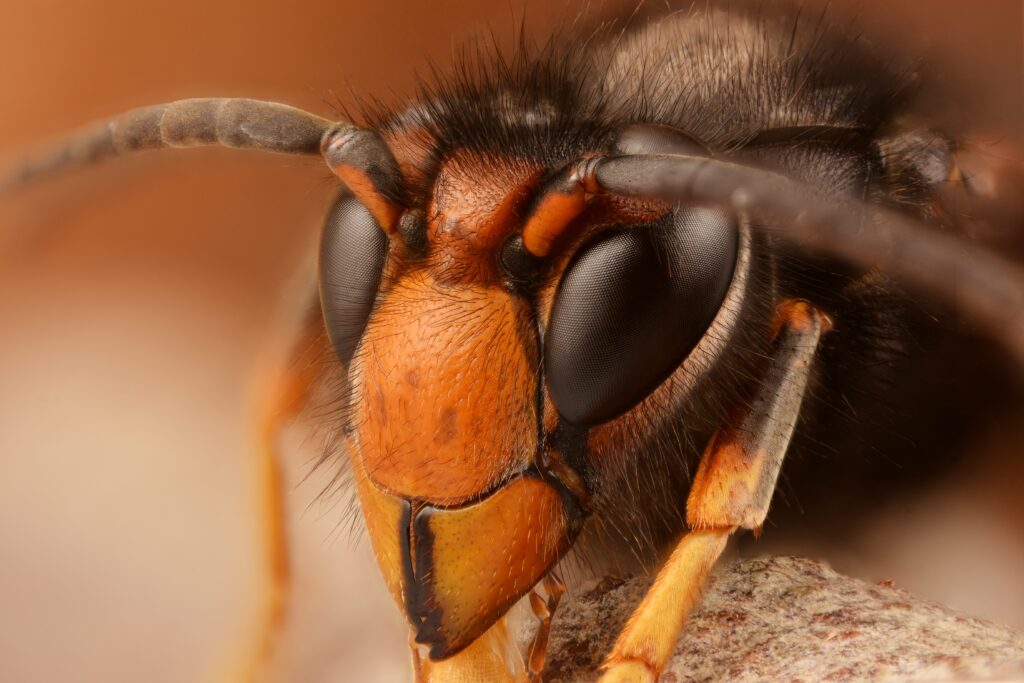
544,208,738,425
319,194,389,366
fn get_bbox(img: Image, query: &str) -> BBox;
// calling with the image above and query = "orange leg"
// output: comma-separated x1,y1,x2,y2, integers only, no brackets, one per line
600,300,829,682
526,573,566,682
228,315,325,683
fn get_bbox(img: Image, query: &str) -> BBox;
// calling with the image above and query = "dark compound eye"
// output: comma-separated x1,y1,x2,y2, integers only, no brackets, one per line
544,208,738,425
319,193,389,366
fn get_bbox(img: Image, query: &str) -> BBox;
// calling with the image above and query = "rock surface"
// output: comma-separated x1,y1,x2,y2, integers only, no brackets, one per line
544,556,1024,682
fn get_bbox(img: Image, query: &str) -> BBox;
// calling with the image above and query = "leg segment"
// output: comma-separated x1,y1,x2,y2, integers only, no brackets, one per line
230,312,325,683
600,529,733,683
600,300,829,682
526,573,566,682
686,299,831,532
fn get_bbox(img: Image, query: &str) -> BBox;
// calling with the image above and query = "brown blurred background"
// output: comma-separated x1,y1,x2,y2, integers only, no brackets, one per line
0,1,1022,682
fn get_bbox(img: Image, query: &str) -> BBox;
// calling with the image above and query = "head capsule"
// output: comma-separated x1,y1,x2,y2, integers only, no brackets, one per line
317,121,747,659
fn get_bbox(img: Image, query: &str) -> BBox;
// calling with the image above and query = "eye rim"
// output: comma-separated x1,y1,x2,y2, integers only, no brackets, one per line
665,215,754,396
543,208,751,426
318,191,390,367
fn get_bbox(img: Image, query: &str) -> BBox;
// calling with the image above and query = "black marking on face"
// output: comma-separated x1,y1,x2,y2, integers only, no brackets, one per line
408,505,446,658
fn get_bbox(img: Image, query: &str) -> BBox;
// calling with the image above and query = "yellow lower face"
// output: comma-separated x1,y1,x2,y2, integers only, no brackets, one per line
354,470,582,659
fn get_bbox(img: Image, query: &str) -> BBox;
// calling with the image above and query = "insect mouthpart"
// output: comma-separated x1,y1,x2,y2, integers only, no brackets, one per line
354,461,588,660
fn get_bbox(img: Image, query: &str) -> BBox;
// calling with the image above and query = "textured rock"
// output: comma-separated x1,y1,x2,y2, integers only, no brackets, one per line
544,556,1024,682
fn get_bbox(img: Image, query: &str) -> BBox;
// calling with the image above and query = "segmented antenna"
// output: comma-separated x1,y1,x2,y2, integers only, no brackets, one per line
522,153,1024,367
0,98,334,195
0,97,408,236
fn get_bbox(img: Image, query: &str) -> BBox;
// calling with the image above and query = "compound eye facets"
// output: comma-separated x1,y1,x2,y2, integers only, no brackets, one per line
319,194,389,366
544,208,738,425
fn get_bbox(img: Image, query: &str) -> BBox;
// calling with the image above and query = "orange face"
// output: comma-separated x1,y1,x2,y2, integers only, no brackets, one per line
353,272,537,503
341,148,586,658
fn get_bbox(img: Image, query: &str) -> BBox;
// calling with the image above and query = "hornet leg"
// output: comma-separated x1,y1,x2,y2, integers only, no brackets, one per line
228,311,324,682
600,300,830,682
